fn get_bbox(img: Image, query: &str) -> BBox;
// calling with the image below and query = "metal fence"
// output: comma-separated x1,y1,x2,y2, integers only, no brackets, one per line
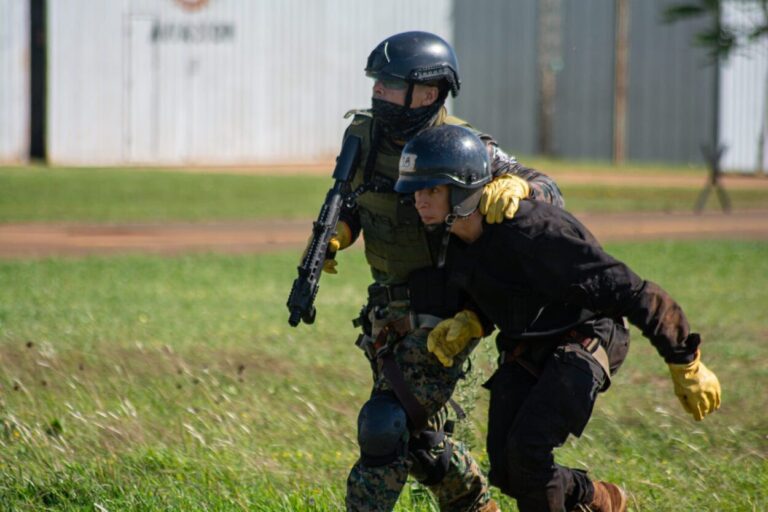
720,1,768,173
0,0,765,171
454,0,722,167
46,0,452,165
0,0,29,163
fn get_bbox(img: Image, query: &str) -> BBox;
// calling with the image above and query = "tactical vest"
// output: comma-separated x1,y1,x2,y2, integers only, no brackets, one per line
344,108,481,285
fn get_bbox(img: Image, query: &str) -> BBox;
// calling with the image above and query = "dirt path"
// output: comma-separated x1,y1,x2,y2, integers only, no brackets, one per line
1,210,766,259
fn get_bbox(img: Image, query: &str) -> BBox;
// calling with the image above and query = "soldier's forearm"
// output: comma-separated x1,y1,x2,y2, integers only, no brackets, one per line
339,205,362,245
624,281,699,364
488,145,565,207
527,178,565,208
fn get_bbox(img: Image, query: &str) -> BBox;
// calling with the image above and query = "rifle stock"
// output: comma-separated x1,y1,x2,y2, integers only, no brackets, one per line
287,134,362,326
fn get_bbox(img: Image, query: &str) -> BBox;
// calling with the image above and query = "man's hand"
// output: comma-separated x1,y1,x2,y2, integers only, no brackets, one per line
668,351,721,421
427,310,484,367
479,174,531,224
322,237,342,273
302,221,352,274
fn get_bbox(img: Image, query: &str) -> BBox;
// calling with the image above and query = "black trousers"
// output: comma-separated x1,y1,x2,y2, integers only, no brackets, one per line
485,343,608,512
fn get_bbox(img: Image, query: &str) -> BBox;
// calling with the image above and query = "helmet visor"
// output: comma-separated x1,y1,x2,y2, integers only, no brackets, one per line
394,174,453,194
366,71,409,90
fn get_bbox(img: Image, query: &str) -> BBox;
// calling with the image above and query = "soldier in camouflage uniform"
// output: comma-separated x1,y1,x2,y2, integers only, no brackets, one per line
323,32,564,512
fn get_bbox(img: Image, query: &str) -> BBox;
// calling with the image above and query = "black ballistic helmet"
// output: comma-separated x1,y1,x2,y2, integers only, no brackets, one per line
395,125,491,217
365,31,461,97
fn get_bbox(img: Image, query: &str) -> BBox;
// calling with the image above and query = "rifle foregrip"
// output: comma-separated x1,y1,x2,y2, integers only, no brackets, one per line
287,278,317,327
288,304,315,327
288,308,302,327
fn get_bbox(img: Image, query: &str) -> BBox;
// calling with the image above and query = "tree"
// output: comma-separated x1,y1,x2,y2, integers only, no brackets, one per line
663,0,768,60
665,0,768,175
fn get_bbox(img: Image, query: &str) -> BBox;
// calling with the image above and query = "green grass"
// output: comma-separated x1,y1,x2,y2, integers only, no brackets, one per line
524,155,710,176
1,166,766,223
1,240,767,510
560,184,768,213
0,167,333,222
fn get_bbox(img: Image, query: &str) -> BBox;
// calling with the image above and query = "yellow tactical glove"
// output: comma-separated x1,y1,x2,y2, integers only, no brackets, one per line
301,221,352,274
667,351,721,421
478,174,531,224
427,310,484,367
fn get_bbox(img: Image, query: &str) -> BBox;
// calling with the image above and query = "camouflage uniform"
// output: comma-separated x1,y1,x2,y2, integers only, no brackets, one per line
340,108,563,511
347,318,485,511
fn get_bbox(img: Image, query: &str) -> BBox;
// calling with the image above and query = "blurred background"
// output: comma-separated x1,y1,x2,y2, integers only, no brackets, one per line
1,0,766,172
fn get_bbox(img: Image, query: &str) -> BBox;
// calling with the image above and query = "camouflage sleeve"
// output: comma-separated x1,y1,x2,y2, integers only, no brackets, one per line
487,142,565,208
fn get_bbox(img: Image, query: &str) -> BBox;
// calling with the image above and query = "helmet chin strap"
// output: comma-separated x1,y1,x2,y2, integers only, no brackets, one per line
404,83,415,109
436,212,458,268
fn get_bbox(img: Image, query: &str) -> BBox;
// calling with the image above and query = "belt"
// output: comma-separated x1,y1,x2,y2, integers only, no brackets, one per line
368,283,410,307
499,331,611,382
371,312,442,352
563,329,599,350
499,343,541,377
565,331,611,379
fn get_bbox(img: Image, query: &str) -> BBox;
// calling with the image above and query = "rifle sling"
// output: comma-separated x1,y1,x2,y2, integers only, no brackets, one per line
379,351,429,432
371,315,430,432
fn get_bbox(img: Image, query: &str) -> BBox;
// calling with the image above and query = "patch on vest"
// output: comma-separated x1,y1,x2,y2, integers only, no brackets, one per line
399,152,417,173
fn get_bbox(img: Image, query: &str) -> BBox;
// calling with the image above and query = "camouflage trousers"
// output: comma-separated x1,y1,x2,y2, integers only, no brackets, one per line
346,326,490,512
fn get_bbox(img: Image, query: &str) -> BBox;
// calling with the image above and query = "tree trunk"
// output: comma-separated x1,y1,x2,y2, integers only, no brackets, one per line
613,0,630,164
537,0,562,156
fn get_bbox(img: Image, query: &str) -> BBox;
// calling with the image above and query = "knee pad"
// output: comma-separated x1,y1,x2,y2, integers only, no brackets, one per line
357,392,408,467
409,430,452,486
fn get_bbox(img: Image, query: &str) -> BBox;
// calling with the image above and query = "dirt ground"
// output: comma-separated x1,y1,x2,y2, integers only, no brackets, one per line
2,168,766,259
1,209,766,260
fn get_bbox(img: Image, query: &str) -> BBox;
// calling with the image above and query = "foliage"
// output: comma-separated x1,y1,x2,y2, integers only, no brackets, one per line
663,0,768,60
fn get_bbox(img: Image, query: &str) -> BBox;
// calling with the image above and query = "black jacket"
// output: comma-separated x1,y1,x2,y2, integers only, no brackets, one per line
447,200,700,364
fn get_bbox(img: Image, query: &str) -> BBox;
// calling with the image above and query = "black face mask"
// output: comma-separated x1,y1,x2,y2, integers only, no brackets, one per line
371,98,443,142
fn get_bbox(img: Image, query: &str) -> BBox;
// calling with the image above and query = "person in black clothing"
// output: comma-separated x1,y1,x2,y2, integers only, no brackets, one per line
393,125,722,512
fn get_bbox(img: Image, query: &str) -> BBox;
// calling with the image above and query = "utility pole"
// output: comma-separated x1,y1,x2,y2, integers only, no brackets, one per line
30,0,47,160
613,0,630,164
537,0,562,156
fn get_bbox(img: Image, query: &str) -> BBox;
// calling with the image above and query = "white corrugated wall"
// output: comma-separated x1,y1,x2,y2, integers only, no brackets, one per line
720,1,768,173
0,0,29,163
48,0,452,165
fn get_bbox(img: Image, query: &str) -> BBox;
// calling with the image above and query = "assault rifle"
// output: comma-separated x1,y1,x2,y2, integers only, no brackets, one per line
287,134,362,327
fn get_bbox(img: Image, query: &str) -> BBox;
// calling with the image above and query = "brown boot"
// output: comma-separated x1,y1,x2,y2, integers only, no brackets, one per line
588,481,627,512
476,498,501,512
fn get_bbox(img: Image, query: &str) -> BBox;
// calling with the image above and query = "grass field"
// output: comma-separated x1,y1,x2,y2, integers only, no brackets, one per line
1,166,767,223
1,240,767,511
